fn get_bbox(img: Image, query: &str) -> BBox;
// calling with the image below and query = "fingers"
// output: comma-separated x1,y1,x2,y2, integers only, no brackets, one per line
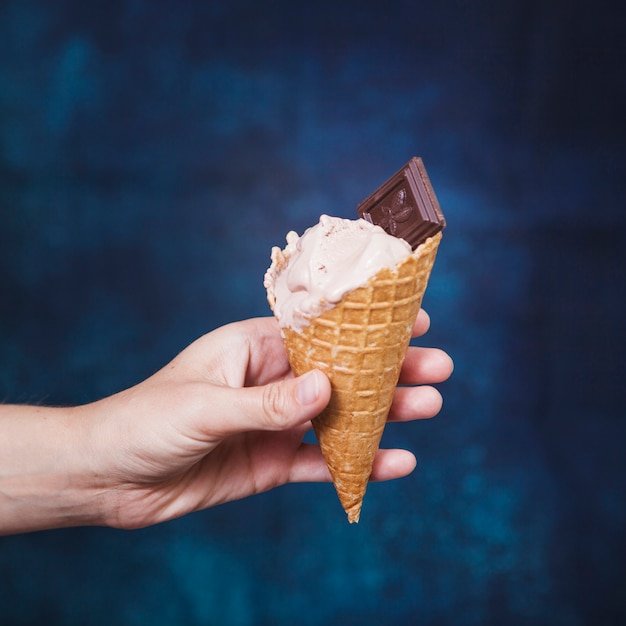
389,385,443,422
399,346,454,385
412,308,431,338
287,445,417,483
180,317,291,387
287,442,332,483
251,369,332,431
391,346,453,421
370,449,417,481
205,370,332,438
239,317,294,386
389,345,453,422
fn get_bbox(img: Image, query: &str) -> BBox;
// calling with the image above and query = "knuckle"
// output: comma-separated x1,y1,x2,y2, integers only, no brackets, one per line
261,383,288,429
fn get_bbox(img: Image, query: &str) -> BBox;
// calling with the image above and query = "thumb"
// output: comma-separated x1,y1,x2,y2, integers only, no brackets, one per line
210,370,332,436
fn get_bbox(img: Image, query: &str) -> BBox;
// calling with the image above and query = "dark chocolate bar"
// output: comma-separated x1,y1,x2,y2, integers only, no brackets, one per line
356,157,446,250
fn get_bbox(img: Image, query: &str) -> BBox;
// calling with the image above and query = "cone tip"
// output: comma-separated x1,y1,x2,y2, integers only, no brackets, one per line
347,507,362,524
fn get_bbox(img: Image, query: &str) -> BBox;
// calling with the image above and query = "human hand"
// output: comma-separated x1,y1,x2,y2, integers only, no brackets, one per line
0,311,451,534
78,310,451,529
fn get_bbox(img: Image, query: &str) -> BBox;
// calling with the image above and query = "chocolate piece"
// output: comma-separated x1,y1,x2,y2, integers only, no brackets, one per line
356,157,446,250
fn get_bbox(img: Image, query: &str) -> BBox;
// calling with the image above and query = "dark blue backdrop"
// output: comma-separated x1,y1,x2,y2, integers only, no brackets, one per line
1,1,625,624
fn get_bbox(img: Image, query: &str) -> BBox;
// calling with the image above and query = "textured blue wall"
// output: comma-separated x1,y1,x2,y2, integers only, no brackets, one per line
1,1,625,624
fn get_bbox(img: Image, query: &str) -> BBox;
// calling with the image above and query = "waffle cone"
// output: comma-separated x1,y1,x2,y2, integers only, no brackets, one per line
280,232,441,522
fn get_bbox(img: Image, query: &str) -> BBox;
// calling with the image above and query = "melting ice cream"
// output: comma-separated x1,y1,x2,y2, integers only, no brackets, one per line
264,214,412,331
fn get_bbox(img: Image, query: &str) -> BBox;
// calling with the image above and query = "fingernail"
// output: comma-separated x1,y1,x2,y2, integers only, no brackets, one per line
296,371,319,405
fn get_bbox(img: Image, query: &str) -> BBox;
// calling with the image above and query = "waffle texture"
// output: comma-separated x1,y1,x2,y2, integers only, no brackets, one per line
281,232,442,522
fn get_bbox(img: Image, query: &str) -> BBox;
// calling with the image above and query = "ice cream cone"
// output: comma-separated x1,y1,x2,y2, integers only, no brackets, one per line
280,232,441,522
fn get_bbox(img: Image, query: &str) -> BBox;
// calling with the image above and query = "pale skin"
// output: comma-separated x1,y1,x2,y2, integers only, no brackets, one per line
0,309,453,535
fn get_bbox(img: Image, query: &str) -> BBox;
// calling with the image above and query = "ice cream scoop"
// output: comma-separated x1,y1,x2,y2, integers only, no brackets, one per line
264,215,413,331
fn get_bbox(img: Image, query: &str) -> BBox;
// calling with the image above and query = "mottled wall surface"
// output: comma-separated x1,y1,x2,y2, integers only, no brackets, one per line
1,1,625,624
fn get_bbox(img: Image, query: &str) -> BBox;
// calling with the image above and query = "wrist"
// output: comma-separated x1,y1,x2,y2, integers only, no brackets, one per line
0,404,109,534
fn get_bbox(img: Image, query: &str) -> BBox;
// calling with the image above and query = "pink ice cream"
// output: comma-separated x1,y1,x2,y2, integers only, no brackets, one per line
264,214,412,331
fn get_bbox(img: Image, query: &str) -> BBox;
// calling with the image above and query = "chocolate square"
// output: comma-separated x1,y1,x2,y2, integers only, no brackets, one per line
356,157,446,249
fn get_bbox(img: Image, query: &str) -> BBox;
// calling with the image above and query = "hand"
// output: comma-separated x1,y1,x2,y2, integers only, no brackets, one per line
0,311,452,534
84,310,452,529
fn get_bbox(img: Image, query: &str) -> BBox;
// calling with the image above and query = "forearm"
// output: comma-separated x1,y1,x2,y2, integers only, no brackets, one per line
0,404,107,534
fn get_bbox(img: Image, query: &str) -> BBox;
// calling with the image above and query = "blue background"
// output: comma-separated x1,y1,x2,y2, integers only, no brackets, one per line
1,1,625,624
